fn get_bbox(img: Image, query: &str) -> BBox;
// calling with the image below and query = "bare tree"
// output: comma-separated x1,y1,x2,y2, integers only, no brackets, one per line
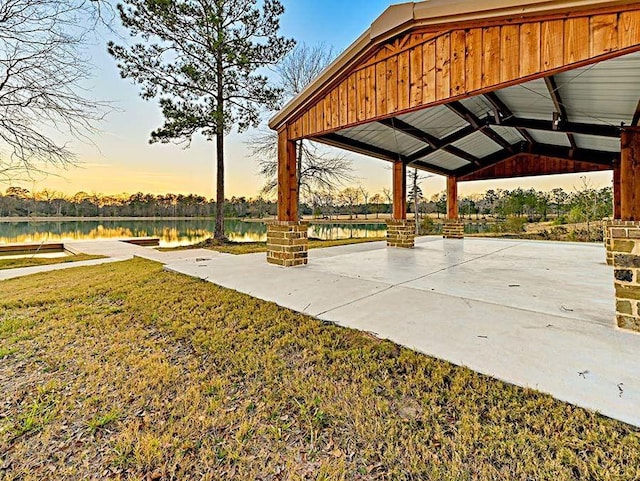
370,192,384,219
572,176,601,240
382,188,392,210
339,187,362,220
278,43,335,100
254,132,353,200
359,186,370,220
250,43,354,210
309,189,337,220
0,0,111,183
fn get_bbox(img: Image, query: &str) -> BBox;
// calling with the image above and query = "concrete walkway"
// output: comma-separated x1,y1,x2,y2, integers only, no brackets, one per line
0,240,219,281
67,240,217,264
164,237,640,427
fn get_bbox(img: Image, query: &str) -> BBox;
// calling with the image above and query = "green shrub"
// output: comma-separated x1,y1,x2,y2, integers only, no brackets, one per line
568,207,585,224
502,216,527,233
419,217,436,235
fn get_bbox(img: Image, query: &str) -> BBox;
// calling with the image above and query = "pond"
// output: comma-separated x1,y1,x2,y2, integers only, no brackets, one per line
0,219,388,248
464,223,495,234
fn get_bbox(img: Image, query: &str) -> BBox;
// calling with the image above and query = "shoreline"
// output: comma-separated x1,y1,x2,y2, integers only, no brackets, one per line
0,216,217,222
0,216,390,224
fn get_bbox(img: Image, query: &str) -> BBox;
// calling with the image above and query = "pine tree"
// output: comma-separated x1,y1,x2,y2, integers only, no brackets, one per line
109,0,294,239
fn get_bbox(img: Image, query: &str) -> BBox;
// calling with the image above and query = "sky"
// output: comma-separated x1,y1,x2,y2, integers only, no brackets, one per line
11,0,613,200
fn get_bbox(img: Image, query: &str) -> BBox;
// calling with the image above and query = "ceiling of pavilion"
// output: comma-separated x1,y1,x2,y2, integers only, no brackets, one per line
315,51,640,178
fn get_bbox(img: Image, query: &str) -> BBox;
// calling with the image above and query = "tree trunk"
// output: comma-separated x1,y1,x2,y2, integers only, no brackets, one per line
214,33,225,241
215,128,225,240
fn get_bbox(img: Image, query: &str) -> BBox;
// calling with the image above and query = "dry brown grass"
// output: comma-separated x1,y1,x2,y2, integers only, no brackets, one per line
0,254,104,271
1,259,639,480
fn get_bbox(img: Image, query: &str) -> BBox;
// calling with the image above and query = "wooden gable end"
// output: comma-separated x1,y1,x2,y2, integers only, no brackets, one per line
458,154,612,182
287,7,640,141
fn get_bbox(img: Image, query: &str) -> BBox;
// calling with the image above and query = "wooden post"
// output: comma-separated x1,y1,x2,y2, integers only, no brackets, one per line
277,128,298,221
392,161,406,220
620,127,640,221
613,157,621,219
388,160,414,247
447,176,458,220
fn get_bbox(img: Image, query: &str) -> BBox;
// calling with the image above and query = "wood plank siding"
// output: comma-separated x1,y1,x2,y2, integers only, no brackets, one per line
286,8,640,140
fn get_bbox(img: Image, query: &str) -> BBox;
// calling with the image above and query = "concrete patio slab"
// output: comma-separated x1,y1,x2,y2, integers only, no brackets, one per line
166,252,391,317
307,237,521,285
165,237,640,428
401,239,613,325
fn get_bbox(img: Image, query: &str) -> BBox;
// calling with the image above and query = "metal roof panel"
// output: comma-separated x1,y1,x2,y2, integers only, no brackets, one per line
460,96,495,120
451,131,503,158
528,130,572,147
555,51,640,126
573,134,621,152
495,79,555,121
418,150,471,170
489,126,526,145
338,124,426,157
397,106,469,138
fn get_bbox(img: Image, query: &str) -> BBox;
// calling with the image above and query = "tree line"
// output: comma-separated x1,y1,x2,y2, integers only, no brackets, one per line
308,184,613,226
430,185,613,224
0,184,613,225
0,188,271,219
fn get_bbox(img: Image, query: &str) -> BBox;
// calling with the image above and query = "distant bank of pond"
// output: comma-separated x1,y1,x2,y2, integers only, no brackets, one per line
0,219,389,248
0,218,501,247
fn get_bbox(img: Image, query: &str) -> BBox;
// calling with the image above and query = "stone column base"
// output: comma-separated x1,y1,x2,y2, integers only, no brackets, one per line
266,221,308,267
611,225,640,332
386,220,415,248
604,219,640,266
443,220,464,239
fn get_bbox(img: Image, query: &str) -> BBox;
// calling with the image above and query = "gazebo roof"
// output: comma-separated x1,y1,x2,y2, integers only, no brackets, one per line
269,0,640,180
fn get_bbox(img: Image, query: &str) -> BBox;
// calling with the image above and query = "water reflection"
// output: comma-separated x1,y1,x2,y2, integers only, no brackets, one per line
309,223,387,240
465,223,493,234
0,219,388,247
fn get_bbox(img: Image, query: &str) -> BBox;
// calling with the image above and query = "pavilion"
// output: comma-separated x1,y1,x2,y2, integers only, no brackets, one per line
268,0,640,331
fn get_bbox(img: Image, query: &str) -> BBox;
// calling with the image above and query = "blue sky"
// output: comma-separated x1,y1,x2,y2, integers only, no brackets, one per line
22,0,612,199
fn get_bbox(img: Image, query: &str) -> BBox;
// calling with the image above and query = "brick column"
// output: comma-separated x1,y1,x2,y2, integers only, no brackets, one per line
443,220,464,239
444,176,464,239
604,219,640,265
386,220,415,248
611,225,640,332
267,221,308,267
610,128,640,331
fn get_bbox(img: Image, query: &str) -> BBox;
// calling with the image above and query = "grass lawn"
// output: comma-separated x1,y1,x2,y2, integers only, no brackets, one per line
1,259,639,480
0,253,105,271
159,236,387,255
